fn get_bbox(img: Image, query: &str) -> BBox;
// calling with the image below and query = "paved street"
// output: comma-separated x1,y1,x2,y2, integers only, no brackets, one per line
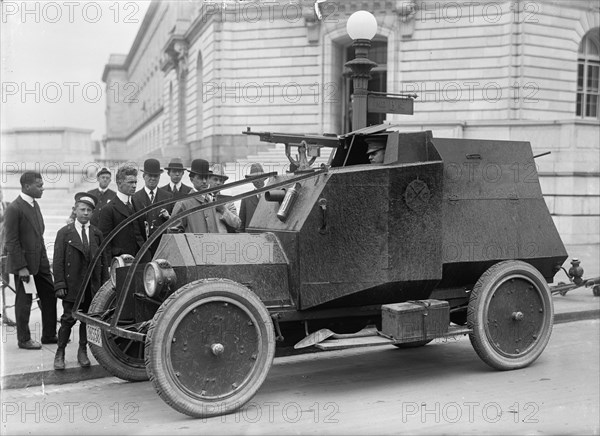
2,320,598,435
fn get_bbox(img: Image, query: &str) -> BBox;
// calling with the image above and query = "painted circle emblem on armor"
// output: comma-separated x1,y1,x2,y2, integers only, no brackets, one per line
404,179,430,212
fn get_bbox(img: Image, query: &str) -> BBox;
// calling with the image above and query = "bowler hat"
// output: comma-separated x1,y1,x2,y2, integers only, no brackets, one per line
211,164,229,181
189,159,212,177
365,134,387,155
74,192,98,209
142,158,163,175
245,163,265,178
97,167,111,177
165,158,185,171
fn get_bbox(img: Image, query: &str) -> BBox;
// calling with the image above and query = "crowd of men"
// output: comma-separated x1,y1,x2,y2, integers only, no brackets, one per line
1,158,266,370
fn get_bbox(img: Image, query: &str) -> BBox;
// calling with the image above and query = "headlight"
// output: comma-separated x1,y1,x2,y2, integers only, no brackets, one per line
143,259,176,298
110,254,134,287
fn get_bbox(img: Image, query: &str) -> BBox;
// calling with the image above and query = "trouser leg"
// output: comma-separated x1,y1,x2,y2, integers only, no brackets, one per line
34,265,57,340
14,276,32,344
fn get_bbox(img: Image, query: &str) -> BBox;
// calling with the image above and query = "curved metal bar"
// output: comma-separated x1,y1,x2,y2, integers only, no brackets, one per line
72,172,276,315
74,168,329,330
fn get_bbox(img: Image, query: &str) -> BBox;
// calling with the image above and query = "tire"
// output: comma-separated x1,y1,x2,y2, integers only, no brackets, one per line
145,279,275,418
467,260,553,370
88,281,148,381
393,339,433,348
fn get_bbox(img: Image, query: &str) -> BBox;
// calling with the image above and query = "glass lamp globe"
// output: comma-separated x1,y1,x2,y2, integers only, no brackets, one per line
346,10,378,40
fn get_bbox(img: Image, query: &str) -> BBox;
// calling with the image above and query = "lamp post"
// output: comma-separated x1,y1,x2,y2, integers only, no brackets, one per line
345,11,378,131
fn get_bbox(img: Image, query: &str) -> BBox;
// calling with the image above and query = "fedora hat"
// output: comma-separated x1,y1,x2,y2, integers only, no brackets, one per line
74,192,98,209
189,159,212,177
142,158,163,175
210,164,229,181
245,163,265,178
164,158,185,171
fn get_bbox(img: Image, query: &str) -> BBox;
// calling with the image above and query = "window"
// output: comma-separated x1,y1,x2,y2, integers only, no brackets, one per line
576,28,600,119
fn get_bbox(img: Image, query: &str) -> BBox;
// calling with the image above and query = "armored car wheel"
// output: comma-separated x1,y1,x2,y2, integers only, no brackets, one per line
145,279,275,418
468,260,553,370
88,281,148,381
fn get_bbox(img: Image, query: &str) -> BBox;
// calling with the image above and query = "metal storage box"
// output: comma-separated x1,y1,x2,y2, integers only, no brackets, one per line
381,299,449,343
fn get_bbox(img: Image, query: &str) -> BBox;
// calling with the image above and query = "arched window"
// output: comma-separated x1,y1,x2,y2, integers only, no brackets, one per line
576,28,600,118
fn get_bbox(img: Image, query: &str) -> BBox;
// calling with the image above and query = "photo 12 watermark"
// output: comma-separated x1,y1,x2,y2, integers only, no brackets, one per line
1,1,142,24
400,401,540,424
1,401,140,424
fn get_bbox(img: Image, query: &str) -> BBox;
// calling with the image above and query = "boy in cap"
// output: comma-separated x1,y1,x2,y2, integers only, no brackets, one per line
88,167,117,227
239,163,265,232
53,192,108,369
132,158,173,256
161,158,192,199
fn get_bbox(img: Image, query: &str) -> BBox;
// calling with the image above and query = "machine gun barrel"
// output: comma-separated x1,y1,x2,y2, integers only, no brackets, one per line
243,127,340,148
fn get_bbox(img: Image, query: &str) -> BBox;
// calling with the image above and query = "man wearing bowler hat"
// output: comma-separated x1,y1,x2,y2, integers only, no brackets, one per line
53,192,108,369
161,158,192,199
171,159,224,233
209,164,241,233
87,167,117,227
132,158,173,257
239,163,266,232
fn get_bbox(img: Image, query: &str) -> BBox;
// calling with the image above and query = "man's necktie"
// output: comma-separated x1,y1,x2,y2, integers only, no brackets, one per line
32,200,44,231
126,198,134,212
149,190,155,203
82,224,90,257
172,185,178,196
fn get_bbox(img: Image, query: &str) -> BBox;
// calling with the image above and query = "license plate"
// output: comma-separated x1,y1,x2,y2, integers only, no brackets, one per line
87,324,102,347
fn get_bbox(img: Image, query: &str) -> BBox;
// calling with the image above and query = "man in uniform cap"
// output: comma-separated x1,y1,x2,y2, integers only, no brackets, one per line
365,135,387,164
87,167,117,227
239,163,265,232
161,158,192,199
53,192,108,369
132,158,173,257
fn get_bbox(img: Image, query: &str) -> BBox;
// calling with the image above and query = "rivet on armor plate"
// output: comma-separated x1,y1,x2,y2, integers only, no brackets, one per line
175,372,180,377
172,337,176,343
248,321,253,326
201,390,206,396
192,308,196,314
232,383,238,389
251,354,257,360
516,348,520,353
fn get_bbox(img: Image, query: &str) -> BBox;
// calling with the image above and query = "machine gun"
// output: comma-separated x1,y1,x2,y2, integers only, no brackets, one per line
243,128,341,172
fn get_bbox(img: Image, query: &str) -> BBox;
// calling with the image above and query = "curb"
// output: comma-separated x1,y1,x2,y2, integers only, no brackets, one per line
2,309,599,390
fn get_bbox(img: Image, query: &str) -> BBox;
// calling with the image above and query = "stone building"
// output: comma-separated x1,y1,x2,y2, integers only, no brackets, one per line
101,0,599,244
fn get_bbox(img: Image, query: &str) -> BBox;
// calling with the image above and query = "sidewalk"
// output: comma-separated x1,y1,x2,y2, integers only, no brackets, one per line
2,244,599,390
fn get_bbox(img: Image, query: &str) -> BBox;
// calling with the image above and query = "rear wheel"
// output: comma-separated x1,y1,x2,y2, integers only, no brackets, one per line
88,281,148,381
468,260,553,370
145,279,275,418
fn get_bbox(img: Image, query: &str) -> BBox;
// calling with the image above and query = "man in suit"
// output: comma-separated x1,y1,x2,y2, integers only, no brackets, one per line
366,136,386,164
239,163,265,232
88,167,117,227
98,165,149,262
209,164,240,233
171,159,222,233
3,171,57,349
132,159,173,257
161,158,192,199
53,192,108,370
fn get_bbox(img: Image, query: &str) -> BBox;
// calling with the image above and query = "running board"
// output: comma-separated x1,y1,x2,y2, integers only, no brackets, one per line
314,325,472,351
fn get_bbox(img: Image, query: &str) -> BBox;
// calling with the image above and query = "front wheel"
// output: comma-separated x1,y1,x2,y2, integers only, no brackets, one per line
468,261,553,370
87,281,148,381
145,279,275,418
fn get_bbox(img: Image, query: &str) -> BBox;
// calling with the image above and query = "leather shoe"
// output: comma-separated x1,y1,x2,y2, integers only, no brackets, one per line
18,340,42,350
41,336,58,344
54,348,65,370
77,345,91,367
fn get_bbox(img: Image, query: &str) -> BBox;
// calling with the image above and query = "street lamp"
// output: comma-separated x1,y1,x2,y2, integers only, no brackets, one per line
345,11,378,131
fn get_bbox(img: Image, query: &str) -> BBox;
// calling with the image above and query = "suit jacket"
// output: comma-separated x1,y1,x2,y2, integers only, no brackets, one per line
239,194,260,232
53,223,108,302
88,188,117,227
97,195,148,260
171,194,221,234
161,183,192,200
132,187,173,255
3,196,49,275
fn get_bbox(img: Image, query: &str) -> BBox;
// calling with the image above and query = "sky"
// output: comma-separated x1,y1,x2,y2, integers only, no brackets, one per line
1,1,151,140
